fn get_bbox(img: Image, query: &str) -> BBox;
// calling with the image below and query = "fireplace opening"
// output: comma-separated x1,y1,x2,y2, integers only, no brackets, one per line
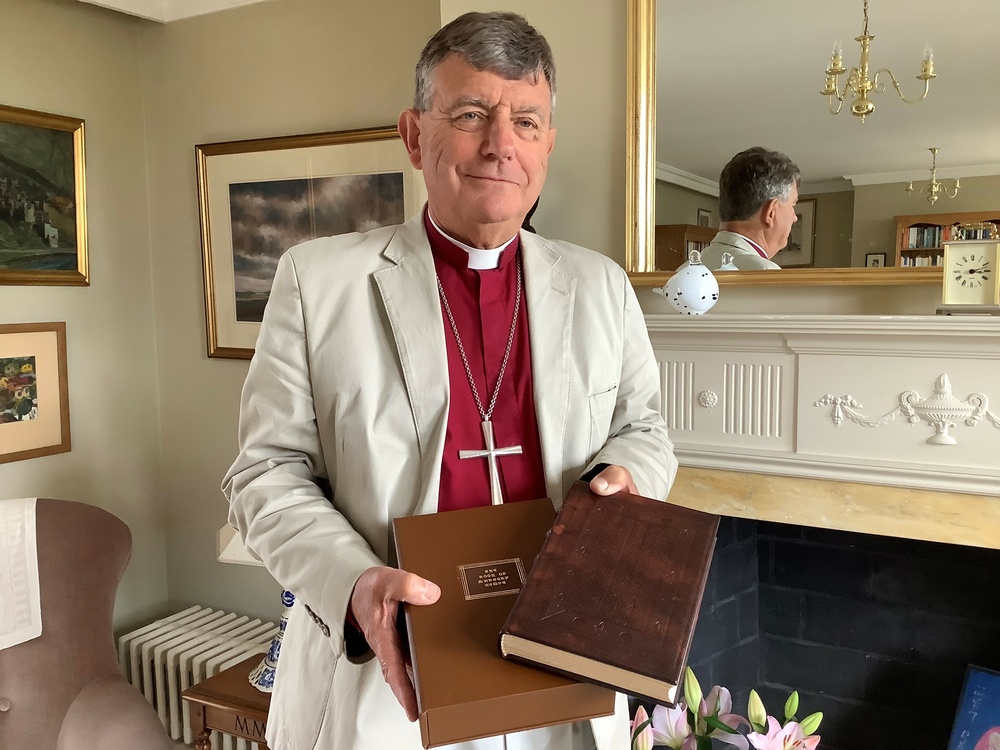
632,517,1000,749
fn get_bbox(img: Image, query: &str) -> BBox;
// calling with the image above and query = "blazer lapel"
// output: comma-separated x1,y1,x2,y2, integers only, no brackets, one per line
374,216,449,515
521,232,576,502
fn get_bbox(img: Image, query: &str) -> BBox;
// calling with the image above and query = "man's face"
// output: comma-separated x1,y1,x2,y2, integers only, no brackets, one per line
764,182,799,256
398,54,556,247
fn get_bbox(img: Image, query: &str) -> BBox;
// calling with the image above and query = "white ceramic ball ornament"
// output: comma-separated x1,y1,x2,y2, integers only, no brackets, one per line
654,250,719,315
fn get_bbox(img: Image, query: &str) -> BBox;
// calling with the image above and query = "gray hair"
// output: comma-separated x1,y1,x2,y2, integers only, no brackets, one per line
413,12,556,117
718,147,801,222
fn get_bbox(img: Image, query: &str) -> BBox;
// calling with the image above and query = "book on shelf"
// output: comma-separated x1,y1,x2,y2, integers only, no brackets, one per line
392,498,615,749
499,481,720,706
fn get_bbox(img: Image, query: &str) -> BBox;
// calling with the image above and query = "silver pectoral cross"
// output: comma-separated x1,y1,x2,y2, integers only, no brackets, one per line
458,420,523,506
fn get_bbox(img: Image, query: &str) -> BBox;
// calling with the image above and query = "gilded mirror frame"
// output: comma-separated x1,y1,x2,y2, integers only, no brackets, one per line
624,0,941,288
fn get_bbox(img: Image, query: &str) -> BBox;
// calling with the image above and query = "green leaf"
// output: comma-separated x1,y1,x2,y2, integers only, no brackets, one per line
696,737,714,750
784,691,799,721
683,667,703,714
704,715,739,734
799,711,824,735
631,717,652,740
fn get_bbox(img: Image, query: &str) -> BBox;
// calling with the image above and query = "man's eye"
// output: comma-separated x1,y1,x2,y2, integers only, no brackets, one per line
516,119,538,129
458,112,482,121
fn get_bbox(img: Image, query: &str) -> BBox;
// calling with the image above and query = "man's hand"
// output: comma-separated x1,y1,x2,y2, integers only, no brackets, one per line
350,566,440,721
589,464,637,495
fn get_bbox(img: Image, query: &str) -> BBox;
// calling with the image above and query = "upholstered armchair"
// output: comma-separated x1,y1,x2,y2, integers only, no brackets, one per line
0,498,181,750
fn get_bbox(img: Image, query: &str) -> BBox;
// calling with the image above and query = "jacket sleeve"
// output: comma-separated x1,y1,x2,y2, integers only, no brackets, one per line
585,269,678,500
222,251,383,656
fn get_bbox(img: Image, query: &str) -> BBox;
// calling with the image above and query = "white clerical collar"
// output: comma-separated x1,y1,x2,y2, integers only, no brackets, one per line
427,212,517,270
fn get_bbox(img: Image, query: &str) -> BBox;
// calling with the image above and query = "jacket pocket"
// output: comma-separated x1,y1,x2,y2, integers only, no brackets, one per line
588,384,618,449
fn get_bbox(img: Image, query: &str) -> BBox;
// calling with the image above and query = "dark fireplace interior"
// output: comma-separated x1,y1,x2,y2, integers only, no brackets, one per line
632,517,1000,749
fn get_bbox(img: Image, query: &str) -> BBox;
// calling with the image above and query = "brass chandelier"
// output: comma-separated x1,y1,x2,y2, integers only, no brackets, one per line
821,0,936,123
906,148,960,204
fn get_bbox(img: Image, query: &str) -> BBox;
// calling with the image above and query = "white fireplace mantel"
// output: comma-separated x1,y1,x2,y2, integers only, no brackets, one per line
645,314,1000,548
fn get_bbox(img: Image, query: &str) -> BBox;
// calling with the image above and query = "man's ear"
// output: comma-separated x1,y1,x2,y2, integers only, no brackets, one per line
760,198,779,228
397,109,423,170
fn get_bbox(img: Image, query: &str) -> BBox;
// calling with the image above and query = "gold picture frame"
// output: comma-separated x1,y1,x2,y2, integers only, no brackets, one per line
0,104,88,286
0,322,71,464
196,126,426,359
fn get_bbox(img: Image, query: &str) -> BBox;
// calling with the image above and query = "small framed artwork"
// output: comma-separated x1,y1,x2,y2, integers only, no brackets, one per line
0,104,88,286
866,252,887,268
196,126,426,359
696,208,712,227
773,198,816,268
948,665,1000,750
0,322,71,464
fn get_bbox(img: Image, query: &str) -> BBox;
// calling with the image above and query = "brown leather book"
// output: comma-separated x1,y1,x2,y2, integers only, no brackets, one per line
392,498,615,749
499,481,720,706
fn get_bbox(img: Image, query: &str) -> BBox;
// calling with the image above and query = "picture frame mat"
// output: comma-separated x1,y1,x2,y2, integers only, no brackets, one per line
202,136,426,352
0,323,70,462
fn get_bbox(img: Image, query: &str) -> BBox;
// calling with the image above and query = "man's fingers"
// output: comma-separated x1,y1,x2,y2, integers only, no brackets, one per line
371,621,419,721
590,464,638,495
349,566,439,722
392,571,441,606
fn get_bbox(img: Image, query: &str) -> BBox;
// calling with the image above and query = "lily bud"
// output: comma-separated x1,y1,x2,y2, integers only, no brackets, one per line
683,667,703,718
748,689,767,730
784,691,799,721
800,711,824,736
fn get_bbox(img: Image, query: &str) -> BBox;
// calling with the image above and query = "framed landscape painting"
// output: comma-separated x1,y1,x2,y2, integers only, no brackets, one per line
0,105,88,286
196,126,426,359
0,322,71,464
773,198,816,268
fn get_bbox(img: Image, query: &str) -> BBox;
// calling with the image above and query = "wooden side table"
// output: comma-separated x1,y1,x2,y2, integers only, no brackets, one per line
182,654,271,750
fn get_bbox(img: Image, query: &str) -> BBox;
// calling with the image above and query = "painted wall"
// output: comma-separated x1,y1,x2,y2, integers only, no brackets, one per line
802,189,854,268
852,175,1000,266
140,0,440,621
654,181,718,228
0,0,167,630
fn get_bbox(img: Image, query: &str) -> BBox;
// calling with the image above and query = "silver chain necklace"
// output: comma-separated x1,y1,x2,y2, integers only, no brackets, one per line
436,254,524,505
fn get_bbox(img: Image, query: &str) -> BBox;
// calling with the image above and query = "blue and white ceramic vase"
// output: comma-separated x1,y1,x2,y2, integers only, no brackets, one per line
248,589,295,693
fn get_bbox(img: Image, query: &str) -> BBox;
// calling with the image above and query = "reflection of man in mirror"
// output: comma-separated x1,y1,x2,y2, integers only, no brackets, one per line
699,146,801,271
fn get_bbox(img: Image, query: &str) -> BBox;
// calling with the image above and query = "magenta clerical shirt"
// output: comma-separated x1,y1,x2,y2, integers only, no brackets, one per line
424,212,547,512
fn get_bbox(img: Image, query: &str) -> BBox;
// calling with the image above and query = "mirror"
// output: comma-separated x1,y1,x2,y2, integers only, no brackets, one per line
624,0,995,287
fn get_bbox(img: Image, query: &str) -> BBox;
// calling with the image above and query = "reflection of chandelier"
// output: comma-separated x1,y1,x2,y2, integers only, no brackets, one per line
820,0,935,123
906,148,960,204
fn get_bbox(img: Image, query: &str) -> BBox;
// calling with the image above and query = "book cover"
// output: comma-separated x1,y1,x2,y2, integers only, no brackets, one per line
499,481,720,706
392,498,615,749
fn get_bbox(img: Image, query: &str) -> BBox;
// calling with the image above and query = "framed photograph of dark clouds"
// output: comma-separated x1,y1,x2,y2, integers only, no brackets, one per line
196,126,425,359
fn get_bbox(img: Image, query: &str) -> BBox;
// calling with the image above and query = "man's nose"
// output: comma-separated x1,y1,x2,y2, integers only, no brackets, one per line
482,117,516,160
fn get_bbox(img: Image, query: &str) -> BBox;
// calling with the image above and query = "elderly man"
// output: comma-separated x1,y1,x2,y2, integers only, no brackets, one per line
224,11,676,750
699,146,801,271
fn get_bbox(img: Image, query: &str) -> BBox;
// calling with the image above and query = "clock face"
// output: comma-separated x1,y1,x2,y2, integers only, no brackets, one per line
943,243,1000,306
952,253,991,287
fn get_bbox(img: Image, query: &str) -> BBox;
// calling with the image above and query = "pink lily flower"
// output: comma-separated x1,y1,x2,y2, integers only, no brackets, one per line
650,701,692,749
631,705,654,750
747,717,820,750
697,686,750,749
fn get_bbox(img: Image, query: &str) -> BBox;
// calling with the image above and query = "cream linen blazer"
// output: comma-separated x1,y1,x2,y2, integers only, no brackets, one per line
699,230,781,270
224,213,677,750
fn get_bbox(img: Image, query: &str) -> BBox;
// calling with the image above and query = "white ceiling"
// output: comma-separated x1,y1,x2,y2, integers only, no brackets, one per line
656,0,1000,191
77,0,268,23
